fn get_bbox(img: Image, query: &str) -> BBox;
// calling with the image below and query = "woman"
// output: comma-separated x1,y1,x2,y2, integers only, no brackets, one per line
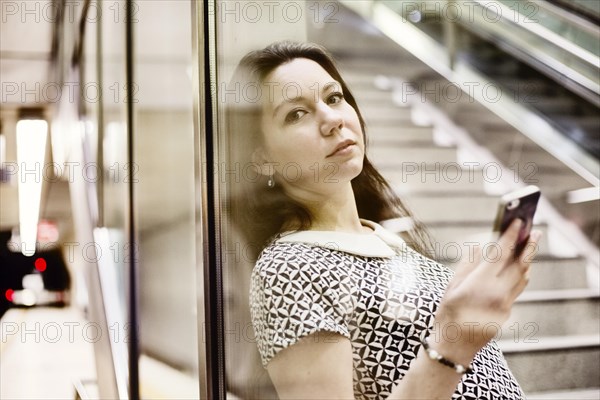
227,41,540,399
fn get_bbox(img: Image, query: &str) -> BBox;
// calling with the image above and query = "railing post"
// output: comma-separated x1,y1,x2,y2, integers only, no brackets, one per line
444,0,458,70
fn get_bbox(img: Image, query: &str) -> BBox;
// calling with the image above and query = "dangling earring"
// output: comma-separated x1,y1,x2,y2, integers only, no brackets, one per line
267,174,275,188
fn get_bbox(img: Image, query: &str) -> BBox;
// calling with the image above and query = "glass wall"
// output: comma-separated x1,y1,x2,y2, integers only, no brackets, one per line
211,1,306,398
79,1,131,398
75,1,200,397
132,0,200,397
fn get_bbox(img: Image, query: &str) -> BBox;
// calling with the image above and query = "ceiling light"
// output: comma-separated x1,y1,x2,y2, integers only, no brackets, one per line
16,116,48,257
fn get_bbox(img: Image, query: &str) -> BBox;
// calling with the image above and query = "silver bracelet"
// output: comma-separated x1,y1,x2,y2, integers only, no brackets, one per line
421,337,473,374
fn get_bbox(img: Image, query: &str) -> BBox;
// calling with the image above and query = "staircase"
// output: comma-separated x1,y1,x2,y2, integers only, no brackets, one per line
309,3,600,397
347,61,600,399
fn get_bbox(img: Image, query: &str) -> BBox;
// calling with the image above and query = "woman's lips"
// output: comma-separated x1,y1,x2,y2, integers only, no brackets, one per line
327,140,355,157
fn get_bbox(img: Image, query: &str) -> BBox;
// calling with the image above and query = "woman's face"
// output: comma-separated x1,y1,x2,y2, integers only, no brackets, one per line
258,58,365,195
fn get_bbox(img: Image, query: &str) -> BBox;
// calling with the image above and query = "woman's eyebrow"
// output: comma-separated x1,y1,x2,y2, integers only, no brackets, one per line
272,96,303,118
322,81,341,93
272,80,342,117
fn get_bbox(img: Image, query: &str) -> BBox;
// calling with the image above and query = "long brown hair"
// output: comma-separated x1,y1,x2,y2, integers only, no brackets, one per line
225,41,432,260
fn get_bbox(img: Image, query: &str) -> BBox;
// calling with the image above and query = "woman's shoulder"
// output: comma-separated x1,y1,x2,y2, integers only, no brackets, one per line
251,235,357,285
257,235,314,257
261,220,404,259
254,238,331,271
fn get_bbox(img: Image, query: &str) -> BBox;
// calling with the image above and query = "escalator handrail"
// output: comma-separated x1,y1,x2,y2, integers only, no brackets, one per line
460,0,600,99
471,0,599,67
378,0,599,97
544,0,600,28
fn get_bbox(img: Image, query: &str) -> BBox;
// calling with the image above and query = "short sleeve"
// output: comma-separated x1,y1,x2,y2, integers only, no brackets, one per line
249,242,355,367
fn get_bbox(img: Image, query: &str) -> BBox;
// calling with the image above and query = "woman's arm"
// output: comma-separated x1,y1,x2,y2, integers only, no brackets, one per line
267,331,355,399
267,220,540,399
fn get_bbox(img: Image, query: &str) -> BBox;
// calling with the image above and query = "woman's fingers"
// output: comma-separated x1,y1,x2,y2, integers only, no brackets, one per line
499,218,523,258
518,230,542,266
489,219,523,274
451,222,524,292
503,229,542,302
452,243,482,284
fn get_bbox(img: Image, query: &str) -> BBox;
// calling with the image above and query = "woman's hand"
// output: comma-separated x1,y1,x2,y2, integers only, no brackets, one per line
431,219,542,364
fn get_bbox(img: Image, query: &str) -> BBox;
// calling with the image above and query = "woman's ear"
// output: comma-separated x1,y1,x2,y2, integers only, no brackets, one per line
251,148,275,177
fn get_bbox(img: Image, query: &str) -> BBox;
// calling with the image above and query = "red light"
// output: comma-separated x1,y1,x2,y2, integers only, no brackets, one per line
5,289,14,302
37,220,59,242
35,258,47,272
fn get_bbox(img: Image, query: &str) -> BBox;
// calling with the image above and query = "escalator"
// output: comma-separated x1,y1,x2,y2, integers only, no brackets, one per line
380,0,600,161
459,37,599,158
384,1,600,159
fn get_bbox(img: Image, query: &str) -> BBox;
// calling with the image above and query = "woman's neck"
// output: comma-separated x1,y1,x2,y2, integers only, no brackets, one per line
286,183,369,234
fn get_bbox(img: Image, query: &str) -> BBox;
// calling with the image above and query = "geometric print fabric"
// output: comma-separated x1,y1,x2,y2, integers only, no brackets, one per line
250,234,525,399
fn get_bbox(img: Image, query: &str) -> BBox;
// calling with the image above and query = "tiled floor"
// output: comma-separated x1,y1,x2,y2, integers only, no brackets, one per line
0,306,201,399
1,307,96,400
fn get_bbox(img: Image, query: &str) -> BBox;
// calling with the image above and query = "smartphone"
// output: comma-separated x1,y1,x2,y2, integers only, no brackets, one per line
492,185,541,256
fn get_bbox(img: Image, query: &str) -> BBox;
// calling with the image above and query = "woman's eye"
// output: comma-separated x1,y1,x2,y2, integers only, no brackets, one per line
285,109,306,123
327,92,344,105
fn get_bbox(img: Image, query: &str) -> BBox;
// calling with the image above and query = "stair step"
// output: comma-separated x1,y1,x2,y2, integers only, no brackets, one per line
338,59,428,84
460,132,592,195
344,72,416,91
344,73,380,89
404,195,498,223
338,59,427,78
501,163,590,191
369,125,434,143
526,257,589,291
500,335,600,393
409,79,483,108
382,166,486,193
493,145,575,170
470,127,523,147
361,104,412,120
370,146,457,165
354,90,396,105
444,256,589,291
500,290,600,339
527,388,600,399
426,223,553,254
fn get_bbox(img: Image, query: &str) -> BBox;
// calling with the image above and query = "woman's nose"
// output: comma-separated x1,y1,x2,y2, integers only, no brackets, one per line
318,103,344,136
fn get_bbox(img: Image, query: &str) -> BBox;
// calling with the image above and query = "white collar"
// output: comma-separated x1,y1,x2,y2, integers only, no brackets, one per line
276,219,405,258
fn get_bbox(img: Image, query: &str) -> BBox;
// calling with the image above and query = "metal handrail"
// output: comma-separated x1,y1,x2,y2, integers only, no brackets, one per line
461,0,600,98
535,0,600,36
377,0,599,98
473,0,599,67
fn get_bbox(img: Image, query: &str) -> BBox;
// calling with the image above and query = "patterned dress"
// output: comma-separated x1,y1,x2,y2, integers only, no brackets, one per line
250,220,524,399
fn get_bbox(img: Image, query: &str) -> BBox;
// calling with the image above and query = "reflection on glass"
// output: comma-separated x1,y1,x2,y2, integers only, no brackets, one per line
133,1,199,398
102,0,128,231
216,3,309,398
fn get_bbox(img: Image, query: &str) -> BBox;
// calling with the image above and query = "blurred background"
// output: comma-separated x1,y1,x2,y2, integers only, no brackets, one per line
0,0,598,399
